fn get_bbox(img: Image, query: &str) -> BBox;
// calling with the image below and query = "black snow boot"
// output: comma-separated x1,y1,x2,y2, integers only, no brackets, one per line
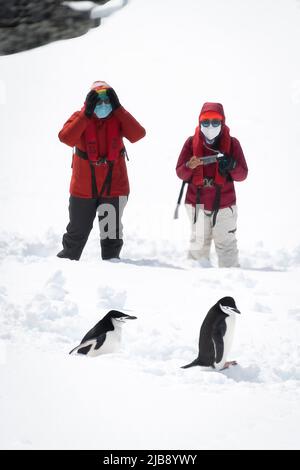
56,249,79,261
100,238,123,260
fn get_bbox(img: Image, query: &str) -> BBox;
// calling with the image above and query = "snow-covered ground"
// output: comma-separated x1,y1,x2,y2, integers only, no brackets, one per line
1,0,300,450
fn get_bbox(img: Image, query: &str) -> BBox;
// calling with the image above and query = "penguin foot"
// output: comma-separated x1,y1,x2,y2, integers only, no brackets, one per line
221,361,238,370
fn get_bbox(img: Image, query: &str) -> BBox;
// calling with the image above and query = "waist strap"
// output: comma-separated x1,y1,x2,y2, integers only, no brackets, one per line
75,146,127,164
75,147,107,165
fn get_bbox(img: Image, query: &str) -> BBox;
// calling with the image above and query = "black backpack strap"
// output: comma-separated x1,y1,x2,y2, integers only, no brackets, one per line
74,147,115,198
98,146,127,196
212,185,222,227
194,187,201,224
90,165,98,199
211,138,234,225
121,147,129,161
98,161,114,197
75,147,88,160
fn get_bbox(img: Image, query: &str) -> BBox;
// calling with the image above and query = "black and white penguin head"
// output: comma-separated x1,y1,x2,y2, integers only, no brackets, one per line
106,310,137,326
218,297,241,316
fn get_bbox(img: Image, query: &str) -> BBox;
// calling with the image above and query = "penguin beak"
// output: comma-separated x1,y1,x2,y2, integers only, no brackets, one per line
116,315,137,322
232,307,241,314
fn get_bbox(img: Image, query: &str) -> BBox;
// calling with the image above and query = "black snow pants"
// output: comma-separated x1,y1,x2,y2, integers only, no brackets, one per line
59,195,127,260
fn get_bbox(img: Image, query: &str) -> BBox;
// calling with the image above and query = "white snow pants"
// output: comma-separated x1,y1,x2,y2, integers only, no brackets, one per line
185,204,239,267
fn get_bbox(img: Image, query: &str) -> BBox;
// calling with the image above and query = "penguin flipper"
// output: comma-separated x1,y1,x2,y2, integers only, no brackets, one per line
212,325,225,364
94,334,106,350
181,358,201,369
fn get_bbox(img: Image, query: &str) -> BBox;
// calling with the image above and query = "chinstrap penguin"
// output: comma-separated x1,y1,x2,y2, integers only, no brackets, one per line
182,297,240,370
69,310,137,357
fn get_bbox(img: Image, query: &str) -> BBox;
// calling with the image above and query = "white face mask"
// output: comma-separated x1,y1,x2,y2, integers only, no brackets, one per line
200,124,221,142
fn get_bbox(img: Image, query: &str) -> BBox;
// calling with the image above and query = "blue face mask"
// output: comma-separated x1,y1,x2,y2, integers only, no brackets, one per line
94,103,113,119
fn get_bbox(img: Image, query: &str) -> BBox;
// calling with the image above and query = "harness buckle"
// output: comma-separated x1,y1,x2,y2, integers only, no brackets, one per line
91,157,107,166
203,177,214,188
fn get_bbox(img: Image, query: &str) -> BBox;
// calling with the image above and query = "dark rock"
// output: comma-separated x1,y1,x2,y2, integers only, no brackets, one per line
0,1,113,55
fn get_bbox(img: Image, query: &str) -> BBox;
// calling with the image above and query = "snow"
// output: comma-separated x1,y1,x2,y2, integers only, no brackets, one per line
1,0,300,450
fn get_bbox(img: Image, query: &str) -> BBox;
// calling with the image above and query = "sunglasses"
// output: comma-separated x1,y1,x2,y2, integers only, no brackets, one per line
200,119,222,128
97,97,110,105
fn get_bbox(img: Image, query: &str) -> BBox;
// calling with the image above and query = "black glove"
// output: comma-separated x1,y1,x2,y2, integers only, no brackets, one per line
84,90,99,118
218,154,237,176
106,88,121,111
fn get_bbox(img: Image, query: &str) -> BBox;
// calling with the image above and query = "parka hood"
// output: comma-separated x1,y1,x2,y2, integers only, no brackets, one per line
199,102,226,123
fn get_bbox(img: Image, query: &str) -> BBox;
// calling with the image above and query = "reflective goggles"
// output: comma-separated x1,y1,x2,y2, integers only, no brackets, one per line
200,119,222,128
97,97,110,105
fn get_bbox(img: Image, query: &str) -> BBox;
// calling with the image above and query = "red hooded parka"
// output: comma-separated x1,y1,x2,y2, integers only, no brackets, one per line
176,102,248,210
59,105,146,198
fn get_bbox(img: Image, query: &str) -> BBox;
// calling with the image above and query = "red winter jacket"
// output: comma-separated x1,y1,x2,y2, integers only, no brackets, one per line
59,107,146,198
176,103,248,210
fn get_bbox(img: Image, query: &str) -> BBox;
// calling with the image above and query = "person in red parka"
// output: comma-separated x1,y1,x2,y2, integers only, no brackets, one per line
176,102,248,267
57,81,146,261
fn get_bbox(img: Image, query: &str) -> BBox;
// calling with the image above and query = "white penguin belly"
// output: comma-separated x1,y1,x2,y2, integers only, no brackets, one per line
91,327,122,356
214,315,236,369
